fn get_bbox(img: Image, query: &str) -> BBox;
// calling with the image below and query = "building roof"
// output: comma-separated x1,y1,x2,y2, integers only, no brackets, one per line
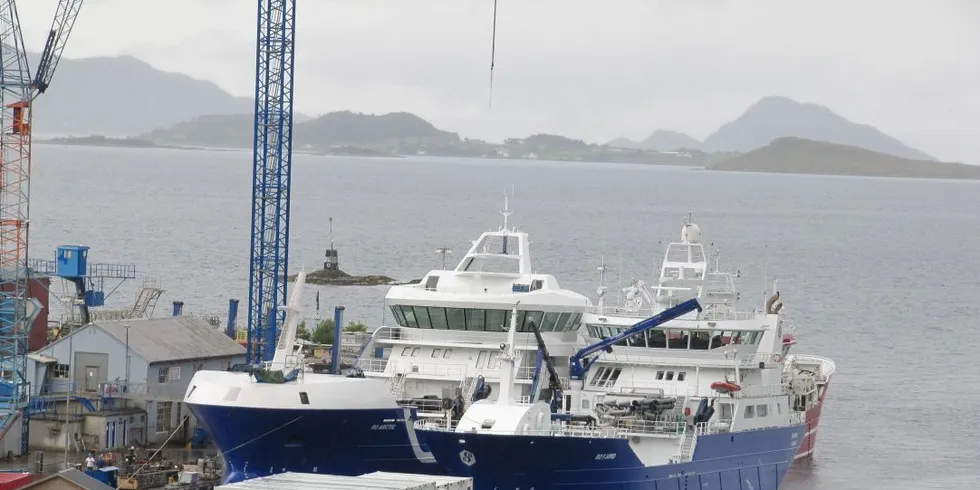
96,316,245,364
22,468,115,490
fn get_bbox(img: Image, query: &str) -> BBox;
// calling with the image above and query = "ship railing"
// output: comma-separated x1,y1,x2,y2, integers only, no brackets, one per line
738,353,785,366
732,384,787,399
611,383,700,398
374,325,554,346
413,419,631,439
357,359,389,374
387,361,468,378
614,418,685,436
98,382,147,398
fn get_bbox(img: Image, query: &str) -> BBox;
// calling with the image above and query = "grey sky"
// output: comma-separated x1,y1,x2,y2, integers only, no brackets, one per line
18,0,980,163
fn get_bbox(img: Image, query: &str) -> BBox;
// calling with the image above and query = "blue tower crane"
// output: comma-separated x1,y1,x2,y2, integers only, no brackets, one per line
246,0,297,363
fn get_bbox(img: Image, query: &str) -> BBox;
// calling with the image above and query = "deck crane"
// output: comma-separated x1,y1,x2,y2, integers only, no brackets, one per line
246,0,297,364
0,0,84,454
568,298,703,382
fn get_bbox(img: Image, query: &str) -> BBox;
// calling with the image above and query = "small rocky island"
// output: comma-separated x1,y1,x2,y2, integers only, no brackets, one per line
286,229,412,286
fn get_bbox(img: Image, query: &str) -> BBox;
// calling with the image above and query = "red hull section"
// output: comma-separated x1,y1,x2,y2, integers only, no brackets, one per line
794,381,830,459
0,472,33,490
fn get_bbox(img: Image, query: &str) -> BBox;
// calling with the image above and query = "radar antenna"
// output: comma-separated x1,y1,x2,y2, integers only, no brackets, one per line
500,189,513,231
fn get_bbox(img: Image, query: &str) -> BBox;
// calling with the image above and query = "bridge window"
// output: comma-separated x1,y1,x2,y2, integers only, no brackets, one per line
446,308,466,330
665,371,674,381
466,309,486,331
443,349,453,359
410,348,420,357
756,404,768,417
432,349,442,358
656,370,664,380
401,307,418,328
429,308,448,329
677,372,686,381
388,305,582,332
390,306,406,327
487,309,506,331
413,306,432,329
744,405,755,419
541,312,560,332
525,311,544,332
401,347,410,356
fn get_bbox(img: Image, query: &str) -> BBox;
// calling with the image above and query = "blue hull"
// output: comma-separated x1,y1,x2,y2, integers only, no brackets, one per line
186,403,442,482
418,424,805,490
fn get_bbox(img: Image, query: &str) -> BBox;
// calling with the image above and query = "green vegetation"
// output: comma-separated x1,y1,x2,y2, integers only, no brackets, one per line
295,319,370,345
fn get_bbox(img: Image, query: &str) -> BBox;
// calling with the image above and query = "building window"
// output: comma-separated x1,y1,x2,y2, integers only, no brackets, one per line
54,364,70,379
158,367,170,384
156,402,173,432
169,366,181,381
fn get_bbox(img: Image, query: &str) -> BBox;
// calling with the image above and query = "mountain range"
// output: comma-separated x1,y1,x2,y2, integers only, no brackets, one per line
34,54,941,164
609,96,934,161
30,54,309,137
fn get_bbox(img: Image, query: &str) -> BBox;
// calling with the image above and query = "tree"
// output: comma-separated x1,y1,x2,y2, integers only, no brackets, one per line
295,321,312,341
312,319,335,345
345,321,368,333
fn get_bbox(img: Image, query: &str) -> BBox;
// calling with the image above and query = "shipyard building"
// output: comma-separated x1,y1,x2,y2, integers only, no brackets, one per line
25,316,245,451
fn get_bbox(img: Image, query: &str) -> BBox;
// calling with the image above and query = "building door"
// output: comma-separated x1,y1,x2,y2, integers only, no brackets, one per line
84,366,99,392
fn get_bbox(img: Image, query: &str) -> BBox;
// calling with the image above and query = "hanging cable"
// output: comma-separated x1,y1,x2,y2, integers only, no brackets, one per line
488,0,498,108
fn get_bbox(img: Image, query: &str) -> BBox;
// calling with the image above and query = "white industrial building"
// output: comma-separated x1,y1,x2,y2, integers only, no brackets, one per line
29,316,245,450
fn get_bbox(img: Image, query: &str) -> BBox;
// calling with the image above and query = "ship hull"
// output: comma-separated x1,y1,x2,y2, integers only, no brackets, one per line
182,370,442,483
186,403,442,482
795,380,830,460
419,424,805,490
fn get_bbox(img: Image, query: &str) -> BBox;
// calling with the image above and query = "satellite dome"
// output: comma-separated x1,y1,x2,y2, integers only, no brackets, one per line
681,223,701,243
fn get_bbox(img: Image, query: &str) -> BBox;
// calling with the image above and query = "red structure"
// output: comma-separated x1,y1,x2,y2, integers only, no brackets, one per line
0,472,32,489
0,276,49,351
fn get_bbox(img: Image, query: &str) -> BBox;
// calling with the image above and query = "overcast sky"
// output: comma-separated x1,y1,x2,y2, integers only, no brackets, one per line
17,0,980,163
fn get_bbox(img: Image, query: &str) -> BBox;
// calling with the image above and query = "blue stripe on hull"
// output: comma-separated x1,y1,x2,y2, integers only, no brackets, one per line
419,424,805,490
186,403,443,482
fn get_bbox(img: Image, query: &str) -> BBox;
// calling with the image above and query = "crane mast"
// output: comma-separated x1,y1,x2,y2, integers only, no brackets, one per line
0,0,83,454
247,0,296,363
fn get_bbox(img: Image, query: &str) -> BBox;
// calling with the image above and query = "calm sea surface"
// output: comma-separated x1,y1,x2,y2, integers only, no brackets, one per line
30,144,980,489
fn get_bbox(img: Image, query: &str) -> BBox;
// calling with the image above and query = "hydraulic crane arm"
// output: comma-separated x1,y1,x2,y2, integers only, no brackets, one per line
526,319,564,398
31,0,84,97
568,298,703,380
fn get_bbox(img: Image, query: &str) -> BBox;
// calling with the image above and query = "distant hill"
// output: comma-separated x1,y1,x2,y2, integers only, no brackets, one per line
293,111,459,149
608,130,702,151
29,54,312,137
142,111,460,150
701,96,934,161
708,137,980,180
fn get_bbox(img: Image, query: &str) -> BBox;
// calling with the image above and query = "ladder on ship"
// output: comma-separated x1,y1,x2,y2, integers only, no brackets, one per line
674,423,700,462
388,373,408,398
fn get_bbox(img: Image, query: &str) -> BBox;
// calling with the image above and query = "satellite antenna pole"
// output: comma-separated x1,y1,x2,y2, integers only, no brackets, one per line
488,0,498,108
435,248,453,270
